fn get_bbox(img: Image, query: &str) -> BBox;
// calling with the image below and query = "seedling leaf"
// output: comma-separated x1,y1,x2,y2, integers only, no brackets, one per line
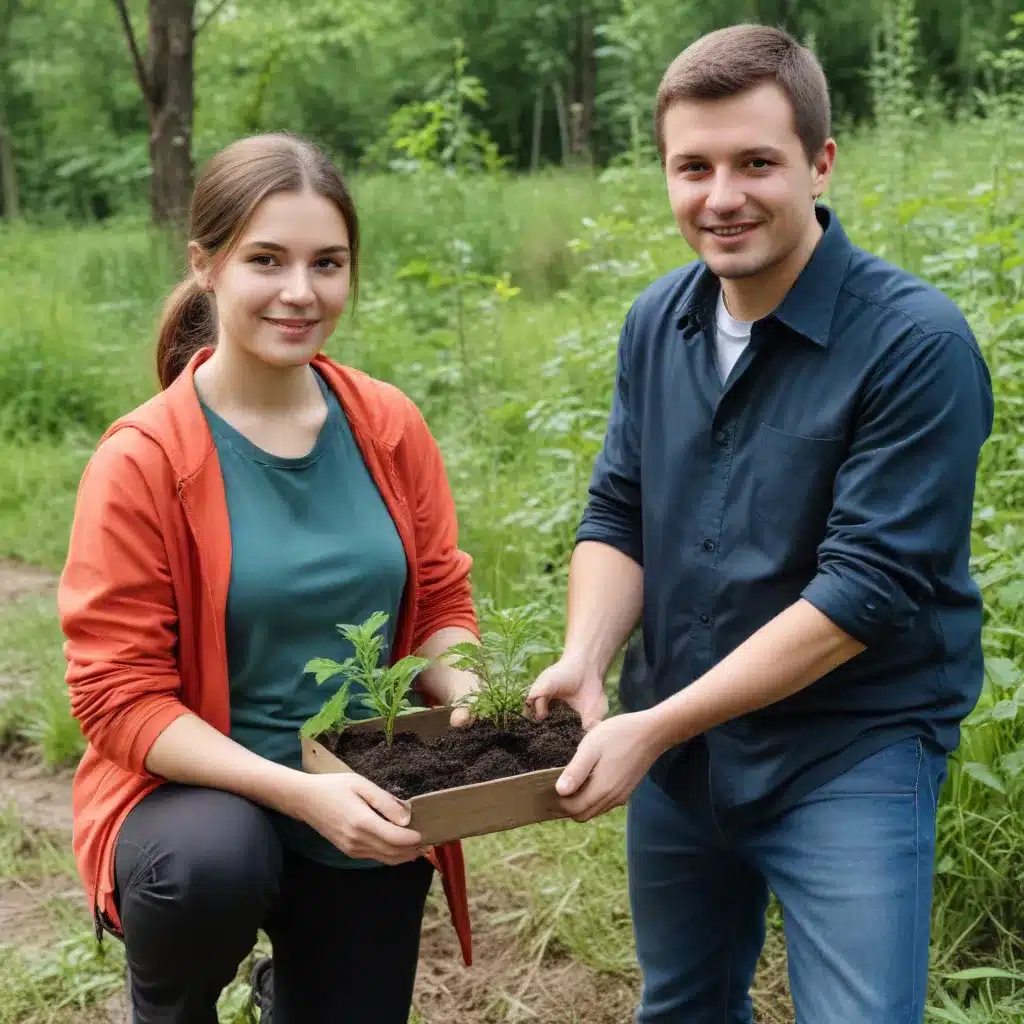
301,613,433,746
299,681,353,740
304,657,353,685
444,606,552,730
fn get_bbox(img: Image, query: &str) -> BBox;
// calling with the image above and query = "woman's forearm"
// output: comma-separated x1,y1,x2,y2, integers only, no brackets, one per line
143,713,309,820
415,625,480,705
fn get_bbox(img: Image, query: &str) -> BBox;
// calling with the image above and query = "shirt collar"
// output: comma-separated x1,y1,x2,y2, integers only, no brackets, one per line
675,204,853,348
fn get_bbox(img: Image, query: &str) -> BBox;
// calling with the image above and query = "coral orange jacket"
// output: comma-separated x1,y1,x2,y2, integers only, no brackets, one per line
58,347,478,966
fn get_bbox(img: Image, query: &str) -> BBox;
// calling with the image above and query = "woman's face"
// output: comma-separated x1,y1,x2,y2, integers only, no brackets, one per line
192,189,352,369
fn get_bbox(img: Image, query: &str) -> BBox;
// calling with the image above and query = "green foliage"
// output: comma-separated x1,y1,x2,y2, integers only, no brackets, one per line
0,594,85,768
363,38,506,175
444,606,552,729
301,612,431,746
6,0,1024,223
595,0,698,168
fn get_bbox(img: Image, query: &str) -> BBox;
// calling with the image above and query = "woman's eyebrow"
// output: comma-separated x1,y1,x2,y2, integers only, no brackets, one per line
244,241,350,255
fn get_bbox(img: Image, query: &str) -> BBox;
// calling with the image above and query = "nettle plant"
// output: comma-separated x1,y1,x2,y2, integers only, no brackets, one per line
443,606,553,730
299,611,431,746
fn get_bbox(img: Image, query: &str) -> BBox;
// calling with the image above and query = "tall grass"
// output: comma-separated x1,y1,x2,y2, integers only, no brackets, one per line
0,78,1022,1022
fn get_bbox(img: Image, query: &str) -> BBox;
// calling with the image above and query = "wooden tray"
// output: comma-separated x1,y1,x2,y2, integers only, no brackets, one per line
300,706,569,846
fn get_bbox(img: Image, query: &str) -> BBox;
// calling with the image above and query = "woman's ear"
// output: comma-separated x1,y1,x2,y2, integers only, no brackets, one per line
188,241,213,293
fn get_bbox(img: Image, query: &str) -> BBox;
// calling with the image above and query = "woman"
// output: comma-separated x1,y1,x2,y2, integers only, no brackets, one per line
58,131,480,1024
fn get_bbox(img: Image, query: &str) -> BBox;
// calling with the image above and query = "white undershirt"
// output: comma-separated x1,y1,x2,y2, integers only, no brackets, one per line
714,288,754,384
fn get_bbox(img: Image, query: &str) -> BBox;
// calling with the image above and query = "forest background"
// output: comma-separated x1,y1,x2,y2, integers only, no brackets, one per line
0,0,1022,1021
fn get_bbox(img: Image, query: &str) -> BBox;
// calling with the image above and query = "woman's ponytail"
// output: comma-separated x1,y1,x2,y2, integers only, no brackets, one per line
155,279,216,390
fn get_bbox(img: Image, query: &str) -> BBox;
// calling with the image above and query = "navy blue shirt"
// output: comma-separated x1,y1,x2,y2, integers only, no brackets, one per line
577,205,994,827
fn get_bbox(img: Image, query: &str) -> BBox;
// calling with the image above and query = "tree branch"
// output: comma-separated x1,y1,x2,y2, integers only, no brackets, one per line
111,0,152,105
193,0,229,38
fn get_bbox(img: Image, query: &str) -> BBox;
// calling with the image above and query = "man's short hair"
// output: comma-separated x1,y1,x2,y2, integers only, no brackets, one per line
655,24,831,164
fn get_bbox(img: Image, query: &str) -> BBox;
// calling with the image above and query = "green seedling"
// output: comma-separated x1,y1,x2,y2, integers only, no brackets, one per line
300,611,432,746
443,606,552,730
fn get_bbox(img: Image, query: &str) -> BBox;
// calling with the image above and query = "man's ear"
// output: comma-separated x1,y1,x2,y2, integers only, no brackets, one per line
812,138,837,200
188,241,213,292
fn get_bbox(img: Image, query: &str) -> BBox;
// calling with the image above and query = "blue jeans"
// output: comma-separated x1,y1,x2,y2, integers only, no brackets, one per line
626,736,948,1023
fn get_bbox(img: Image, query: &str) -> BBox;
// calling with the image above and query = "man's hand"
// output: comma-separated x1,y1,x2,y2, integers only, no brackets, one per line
554,710,667,822
526,655,609,731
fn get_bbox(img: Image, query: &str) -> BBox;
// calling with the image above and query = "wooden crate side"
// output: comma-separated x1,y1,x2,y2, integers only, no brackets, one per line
409,767,567,847
300,736,354,773
330,706,454,742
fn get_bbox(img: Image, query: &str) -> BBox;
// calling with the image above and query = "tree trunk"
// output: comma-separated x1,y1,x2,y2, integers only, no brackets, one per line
0,129,17,220
530,86,544,172
112,0,196,226
147,0,194,225
577,11,596,164
552,80,570,165
0,0,18,220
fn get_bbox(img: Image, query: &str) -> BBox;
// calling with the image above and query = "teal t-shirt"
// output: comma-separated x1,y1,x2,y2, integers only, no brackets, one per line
200,370,411,868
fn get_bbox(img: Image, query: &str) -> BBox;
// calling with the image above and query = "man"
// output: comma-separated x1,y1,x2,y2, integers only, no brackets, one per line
527,23,993,1024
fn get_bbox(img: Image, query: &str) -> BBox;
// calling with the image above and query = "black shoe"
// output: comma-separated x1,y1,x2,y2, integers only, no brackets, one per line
249,957,274,1021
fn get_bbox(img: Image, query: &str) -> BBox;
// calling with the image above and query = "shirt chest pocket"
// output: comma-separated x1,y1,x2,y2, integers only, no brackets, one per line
752,423,846,534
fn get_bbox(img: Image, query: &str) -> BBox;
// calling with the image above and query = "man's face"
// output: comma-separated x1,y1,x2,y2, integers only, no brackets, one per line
662,82,834,282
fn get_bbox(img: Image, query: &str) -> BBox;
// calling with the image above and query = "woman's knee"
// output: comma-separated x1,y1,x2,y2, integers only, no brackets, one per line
116,785,283,929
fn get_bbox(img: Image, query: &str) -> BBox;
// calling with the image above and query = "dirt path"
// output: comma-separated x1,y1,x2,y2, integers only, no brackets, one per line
0,559,58,605
0,756,75,833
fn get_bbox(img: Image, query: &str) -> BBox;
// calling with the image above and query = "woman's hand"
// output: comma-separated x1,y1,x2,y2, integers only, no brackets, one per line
296,772,425,865
414,626,482,727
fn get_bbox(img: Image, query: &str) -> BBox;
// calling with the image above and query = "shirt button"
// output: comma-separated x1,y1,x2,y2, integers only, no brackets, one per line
703,539,715,553
714,429,730,447
700,613,712,625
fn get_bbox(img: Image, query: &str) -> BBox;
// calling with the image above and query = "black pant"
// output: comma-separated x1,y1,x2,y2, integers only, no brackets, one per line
113,784,435,1023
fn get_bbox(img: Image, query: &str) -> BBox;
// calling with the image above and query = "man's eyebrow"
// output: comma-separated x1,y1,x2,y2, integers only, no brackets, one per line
244,241,351,255
670,146,787,163
735,146,786,160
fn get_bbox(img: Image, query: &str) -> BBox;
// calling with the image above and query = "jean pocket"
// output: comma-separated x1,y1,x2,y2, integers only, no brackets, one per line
752,423,845,530
821,738,925,797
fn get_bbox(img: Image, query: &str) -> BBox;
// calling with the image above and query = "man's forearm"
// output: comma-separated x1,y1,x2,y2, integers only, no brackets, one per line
562,541,643,677
649,599,865,749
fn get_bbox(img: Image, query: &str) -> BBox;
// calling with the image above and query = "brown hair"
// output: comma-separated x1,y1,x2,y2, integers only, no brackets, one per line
156,132,360,389
654,24,830,164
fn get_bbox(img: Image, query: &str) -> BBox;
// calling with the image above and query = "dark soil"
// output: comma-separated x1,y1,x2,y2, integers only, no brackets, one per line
323,701,585,799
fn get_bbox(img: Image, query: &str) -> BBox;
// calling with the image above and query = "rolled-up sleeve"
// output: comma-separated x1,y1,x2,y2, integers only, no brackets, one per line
802,330,993,645
575,306,644,565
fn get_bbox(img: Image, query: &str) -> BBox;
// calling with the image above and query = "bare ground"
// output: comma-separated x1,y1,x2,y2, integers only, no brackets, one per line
0,559,57,605
414,887,640,1023
0,756,76,834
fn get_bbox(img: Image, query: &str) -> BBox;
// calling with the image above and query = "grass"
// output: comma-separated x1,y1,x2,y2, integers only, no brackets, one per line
0,103,1022,1020
0,596,84,767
